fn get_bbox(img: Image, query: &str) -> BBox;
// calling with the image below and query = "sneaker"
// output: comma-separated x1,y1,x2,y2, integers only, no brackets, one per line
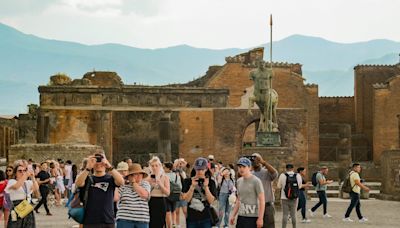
308,209,315,217
46,212,53,216
343,217,354,222
323,213,332,218
359,217,368,223
301,219,311,223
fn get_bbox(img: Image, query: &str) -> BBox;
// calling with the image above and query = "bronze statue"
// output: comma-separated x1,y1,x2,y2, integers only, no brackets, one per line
248,60,279,132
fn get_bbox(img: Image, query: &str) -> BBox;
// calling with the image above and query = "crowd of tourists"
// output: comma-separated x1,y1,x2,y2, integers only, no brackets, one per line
0,150,371,228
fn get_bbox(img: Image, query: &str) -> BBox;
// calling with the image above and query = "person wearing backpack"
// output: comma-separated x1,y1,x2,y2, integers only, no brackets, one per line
216,167,235,228
277,164,302,228
164,162,182,228
343,163,370,223
309,166,333,218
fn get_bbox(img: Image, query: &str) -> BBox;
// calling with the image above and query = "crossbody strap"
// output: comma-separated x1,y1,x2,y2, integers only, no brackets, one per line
83,175,93,209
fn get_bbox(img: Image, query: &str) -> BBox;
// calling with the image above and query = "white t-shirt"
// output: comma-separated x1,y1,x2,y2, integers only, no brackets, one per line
64,165,72,180
5,179,34,201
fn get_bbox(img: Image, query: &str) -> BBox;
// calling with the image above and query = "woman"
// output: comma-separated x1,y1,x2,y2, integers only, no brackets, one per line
3,165,14,228
164,162,181,228
217,167,235,228
0,170,8,224
5,161,39,228
146,156,170,228
181,157,217,228
116,163,151,228
173,159,187,228
297,167,312,223
54,162,65,206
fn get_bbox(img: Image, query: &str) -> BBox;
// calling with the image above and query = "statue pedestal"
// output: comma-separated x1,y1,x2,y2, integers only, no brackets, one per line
256,131,281,147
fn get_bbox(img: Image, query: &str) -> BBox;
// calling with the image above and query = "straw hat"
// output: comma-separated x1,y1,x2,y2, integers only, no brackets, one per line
127,163,148,178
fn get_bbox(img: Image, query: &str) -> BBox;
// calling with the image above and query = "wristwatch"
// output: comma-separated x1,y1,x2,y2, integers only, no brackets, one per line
107,166,114,172
85,168,91,172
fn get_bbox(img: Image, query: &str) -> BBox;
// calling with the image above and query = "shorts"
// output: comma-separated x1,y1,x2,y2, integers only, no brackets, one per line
166,199,176,212
176,200,187,208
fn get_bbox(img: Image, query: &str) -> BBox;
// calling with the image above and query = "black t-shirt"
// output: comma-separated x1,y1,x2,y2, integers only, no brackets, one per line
83,174,117,224
36,170,50,190
182,177,217,222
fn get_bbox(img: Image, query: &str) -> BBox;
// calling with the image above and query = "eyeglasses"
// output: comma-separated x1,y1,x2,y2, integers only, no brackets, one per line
17,169,27,173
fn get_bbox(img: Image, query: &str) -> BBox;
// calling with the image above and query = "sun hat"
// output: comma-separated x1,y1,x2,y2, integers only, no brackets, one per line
116,161,129,171
127,163,148,178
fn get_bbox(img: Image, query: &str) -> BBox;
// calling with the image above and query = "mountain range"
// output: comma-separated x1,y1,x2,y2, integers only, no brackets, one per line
1,22,400,115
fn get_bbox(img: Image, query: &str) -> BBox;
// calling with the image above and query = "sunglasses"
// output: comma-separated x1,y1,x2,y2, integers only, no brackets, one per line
6,169,13,172
17,169,27,173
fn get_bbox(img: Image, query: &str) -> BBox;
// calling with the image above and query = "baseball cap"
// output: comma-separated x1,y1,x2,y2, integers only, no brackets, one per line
194,157,208,170
117,161,129,171
208,155,215,160
286,164,294,169
237,157,252,167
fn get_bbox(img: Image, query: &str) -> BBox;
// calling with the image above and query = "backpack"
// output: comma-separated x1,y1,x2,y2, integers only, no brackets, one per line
342,171,355,193
167,173,182,202
284,173,299,199
311,172,318,186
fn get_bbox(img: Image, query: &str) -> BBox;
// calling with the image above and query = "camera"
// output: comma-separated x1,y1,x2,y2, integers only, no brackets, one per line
95,155,103,163
243,155,256,162
151,174,156,179
197,178,204,186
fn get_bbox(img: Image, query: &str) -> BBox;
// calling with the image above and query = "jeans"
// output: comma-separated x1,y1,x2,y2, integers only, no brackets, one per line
282,199,297,228
117,219,149,228
297,190,306,219
218,192,231,226
311,191,327,214
344,191,363,219
186,218,212,228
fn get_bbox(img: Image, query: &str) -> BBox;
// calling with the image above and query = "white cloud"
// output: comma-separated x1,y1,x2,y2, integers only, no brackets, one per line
0,0,399,49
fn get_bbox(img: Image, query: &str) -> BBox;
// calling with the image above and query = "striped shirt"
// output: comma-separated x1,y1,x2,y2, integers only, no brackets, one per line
116,181,151,223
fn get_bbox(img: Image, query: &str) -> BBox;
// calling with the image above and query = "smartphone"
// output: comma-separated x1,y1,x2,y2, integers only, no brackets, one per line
151,174,156,179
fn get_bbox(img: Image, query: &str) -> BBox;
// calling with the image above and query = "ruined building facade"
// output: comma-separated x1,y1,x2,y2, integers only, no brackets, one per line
5,48,400,184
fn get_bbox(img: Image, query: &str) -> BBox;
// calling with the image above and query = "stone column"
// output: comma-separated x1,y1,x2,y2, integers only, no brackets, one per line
96,111,112,162
158,110,172,162
5,127,10,159
337,124,352,182
397,114,400,148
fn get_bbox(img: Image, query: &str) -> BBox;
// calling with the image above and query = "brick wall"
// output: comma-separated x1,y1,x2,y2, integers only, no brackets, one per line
319,97,355,128
373,76,400,163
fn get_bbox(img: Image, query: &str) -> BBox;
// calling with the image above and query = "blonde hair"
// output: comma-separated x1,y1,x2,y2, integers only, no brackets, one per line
148,156,163,174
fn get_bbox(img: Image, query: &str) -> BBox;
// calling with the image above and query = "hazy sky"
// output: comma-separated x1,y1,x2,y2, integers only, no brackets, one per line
0,0,399,49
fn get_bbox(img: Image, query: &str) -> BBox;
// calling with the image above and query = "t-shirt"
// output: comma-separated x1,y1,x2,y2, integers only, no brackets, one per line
64,165,72,180
277,171,303,200
182,177,217,222
219,178,235,194
117,181,151,223
37,170,51,190
349,171,361,194
84,174,117,225
237,175,264,217
315,172,327,191
5,179,33,201
165,171,182,189
253,168,278,203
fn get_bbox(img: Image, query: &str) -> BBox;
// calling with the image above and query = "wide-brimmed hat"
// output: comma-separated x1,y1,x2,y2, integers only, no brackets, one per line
127,163,148,178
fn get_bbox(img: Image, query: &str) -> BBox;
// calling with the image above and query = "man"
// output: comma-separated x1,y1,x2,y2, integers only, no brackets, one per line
75,152,125,228
343,163,370,222
230,157,265,228
309,166,333,218
123,157,133,166
277,164,302,228
252,153,278,228
64,160,72,197
34,162,52,215
181,157,217,227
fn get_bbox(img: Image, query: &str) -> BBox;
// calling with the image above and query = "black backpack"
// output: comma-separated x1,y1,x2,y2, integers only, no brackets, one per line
311,172,319,186
284,173,299,199
167,173,182,202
